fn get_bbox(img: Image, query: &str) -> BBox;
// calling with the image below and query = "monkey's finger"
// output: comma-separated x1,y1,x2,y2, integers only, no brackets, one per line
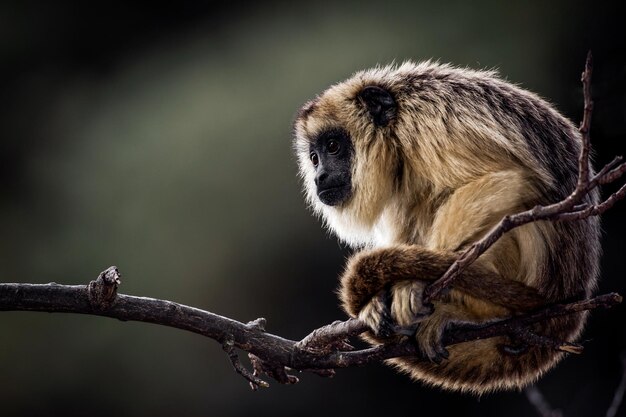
376,290,395,338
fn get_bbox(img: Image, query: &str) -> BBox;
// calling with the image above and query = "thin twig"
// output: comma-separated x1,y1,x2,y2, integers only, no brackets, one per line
512,328,583,354
222,335,269,390
525,385,563,417
575,51,594,194
606,353,626,417
526,351,626,417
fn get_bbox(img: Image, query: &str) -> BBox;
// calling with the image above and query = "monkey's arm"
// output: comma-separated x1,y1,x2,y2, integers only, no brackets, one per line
340,170,547,361
340,245,546,362
339,244,544,318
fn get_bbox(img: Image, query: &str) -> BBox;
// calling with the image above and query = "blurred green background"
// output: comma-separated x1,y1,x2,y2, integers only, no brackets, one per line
1,1,625,416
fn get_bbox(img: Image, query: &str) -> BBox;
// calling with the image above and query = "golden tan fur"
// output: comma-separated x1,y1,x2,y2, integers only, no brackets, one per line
293,61,600,394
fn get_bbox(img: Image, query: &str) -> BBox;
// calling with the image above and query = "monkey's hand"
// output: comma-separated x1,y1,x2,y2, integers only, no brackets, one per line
339,248,457,363
365,281,458,363
339,245,542,363
339,247,438,327
356,281,434,339
338,248,434,337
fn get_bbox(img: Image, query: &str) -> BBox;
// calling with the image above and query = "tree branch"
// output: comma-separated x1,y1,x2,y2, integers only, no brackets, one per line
525,385,563,417
607,353,626,417
525,351,626,417
0,273,621,388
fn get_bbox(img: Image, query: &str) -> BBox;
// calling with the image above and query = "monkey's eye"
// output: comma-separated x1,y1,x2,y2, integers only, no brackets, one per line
327,139,340,155
310,152,319,167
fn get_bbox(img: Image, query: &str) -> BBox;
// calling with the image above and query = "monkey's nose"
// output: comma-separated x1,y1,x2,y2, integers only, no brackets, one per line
315,170,329,187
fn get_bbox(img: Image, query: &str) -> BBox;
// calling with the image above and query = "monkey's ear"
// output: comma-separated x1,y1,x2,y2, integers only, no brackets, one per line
358,86,397,127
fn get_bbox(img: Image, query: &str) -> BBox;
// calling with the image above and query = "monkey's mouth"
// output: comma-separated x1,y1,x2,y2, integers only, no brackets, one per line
317,184,352,206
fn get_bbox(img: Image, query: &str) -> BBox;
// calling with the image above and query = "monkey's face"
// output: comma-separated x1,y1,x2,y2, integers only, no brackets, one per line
294,80,401,246
307,128,354,206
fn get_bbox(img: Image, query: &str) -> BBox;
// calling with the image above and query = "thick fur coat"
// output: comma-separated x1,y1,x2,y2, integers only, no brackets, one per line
293,61,600,394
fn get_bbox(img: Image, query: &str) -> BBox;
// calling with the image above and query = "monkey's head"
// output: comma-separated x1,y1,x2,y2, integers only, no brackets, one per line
293,74,403,247
293,62,544,247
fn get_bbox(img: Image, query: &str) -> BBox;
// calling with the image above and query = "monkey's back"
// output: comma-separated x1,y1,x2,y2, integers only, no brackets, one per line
386,65,601,393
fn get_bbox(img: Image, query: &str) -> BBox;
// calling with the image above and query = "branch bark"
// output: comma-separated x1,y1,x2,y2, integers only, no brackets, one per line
0,270,621,388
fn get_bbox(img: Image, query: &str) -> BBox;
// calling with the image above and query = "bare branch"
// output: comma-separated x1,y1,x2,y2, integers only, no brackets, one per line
424,51,626,303
0,274,621,387
512,328,583,355
222,336,270,390
525,385,563,417
575,50,594,194
526,351,626,417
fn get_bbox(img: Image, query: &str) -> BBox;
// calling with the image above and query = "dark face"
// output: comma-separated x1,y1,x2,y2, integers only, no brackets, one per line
309,128,353,206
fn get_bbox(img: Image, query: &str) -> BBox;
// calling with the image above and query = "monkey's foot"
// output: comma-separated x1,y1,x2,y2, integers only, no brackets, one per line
414,311,451,364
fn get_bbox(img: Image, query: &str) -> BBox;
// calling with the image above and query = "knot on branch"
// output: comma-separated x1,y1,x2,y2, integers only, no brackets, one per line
246,317,267,332
87,266,121,310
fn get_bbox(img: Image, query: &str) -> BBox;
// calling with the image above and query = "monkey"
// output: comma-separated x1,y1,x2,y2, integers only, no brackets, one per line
292,61,600,394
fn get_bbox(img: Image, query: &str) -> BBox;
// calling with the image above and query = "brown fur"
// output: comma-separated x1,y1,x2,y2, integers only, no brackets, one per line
293,61,600,394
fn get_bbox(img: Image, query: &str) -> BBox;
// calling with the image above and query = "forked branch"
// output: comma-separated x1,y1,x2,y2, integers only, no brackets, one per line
0,271,621,389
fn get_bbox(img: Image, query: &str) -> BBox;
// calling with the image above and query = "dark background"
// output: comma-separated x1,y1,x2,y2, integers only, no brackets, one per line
1,1,625,416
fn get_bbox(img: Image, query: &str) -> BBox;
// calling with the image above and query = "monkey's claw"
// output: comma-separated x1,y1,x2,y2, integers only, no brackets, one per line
358,289,395,338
